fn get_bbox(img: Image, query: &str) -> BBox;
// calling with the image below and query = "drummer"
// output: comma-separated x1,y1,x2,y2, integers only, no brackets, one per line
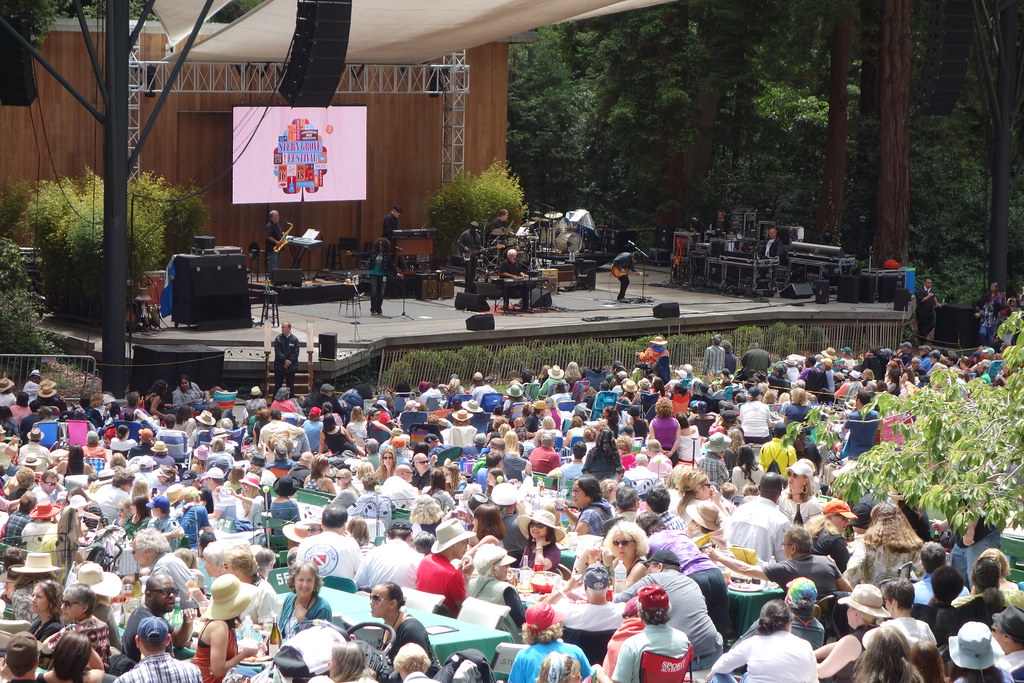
488,209,510,237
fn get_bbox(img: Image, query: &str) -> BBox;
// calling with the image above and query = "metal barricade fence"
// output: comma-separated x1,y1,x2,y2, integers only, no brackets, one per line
0,354,100,403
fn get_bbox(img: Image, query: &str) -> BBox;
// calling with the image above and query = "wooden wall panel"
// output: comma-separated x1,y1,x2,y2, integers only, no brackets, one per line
0,28,509,263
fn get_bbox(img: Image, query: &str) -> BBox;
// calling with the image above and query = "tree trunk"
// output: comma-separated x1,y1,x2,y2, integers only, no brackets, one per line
858,0,883,118
874,0,911,266
816,16,853,240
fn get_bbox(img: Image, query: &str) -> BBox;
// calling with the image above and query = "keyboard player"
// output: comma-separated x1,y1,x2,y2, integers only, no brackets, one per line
495,249,529,310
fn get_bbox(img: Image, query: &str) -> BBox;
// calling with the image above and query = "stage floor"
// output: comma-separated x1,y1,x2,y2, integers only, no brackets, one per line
48,265,910,379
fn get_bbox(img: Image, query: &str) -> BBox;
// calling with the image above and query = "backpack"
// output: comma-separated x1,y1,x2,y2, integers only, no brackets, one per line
766,457,782,475
433,649,496,683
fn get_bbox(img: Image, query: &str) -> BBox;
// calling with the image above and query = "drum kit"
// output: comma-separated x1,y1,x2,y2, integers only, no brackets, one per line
483,210,594,270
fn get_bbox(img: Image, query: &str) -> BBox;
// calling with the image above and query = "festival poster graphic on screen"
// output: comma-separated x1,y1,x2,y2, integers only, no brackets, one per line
232,106,367,204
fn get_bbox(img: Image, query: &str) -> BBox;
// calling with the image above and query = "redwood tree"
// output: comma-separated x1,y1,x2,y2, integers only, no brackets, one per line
816,12,853,240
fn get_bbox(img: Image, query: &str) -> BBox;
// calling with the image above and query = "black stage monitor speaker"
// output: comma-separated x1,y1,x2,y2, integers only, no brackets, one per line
273,269,304,287
455,292,489,312
813,279,830,304
0,17,37,106
466,314,495,331
837,275,860,304
530,289,553,309
859,274,877,303
319,332,338,360
575,260,597,290
653,302,680,318
935,304,977,348
278,0,353,106
780,283,814,299
893,287,912,312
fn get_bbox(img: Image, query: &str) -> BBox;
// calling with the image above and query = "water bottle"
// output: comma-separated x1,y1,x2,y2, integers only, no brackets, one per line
613,559,627,594
241,615,254,641
169,597,183,629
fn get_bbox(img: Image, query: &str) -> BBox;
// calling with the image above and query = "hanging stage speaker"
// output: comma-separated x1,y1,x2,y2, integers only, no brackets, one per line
780,283,814,299
652,302,680,318
278,0,353,107
0,17,37,106
837,275,860,304
318,332,337,360
529,289,552,309
455,292,489,312
914,0,974,116
813,279,830,304
466,314,495,331
272,269,304,287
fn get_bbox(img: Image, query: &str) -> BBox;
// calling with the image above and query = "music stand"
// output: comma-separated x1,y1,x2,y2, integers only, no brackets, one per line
337,279,362,342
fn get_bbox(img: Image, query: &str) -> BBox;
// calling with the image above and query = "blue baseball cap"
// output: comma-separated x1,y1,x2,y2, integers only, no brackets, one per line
137,616,170,642
145,496,170,512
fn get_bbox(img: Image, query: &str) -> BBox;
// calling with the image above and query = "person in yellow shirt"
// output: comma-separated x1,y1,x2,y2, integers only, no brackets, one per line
759,423,796,474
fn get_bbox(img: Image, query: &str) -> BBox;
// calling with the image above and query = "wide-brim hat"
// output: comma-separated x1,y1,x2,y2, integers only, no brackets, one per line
164,484,186,505
250,386,262,398
196,410,216,426
11,552,60,574
21,454,43,469
451,409,471,422
548,366,565,379
76,562,122,598
464,400,484,414
705,432,731,453
204,574,256,621
29,502,60,520
649,336,668,346
241,474,262,489
517,509,566,542
431,518,476,553
274,477,298,497
0,378,13,392
283,521,316,544
507,383,524,398
473,544,516,573
950,621,1002,670
691,500,723,531
151,441,168,453
532,400,547,411
37,380,57,398
839,583,890,620
622,379,639,392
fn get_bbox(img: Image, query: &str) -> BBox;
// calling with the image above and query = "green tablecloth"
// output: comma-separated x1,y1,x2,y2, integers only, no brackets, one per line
728,586,785,636
320,589,512,662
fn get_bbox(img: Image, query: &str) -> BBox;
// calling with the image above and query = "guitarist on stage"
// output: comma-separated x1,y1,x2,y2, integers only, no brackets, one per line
612,251,643,302
457,221,484,293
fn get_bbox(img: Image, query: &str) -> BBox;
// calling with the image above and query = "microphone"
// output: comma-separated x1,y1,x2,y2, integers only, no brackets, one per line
394,246,405,251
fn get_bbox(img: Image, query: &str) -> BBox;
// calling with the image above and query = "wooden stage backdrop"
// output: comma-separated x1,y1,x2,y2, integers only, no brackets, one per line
0,23,509,258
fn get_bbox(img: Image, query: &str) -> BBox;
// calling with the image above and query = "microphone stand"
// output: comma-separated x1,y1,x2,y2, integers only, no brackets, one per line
627,241,654,303
396,273,413,320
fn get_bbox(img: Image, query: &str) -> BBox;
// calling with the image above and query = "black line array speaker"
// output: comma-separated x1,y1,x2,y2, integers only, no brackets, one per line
914,0,974,116
0,17,37,106
893,287,912,312
935,304,977,348
455,292,489,312
319,332,337,360
859,274,878,303
278,0,353,106
171,254,250,330
837,275,860,304
780,283,814,299
272,269,304,287
529,289,553,309
813,279,830,304
653,302,680,318
130,344,225,394
466,314,495,331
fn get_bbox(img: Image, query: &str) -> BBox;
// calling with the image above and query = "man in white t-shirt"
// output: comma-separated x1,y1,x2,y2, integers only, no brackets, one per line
355,519,421,590
558,564,624,633
380,465,418,509
874,578,935,646
297,504,362,579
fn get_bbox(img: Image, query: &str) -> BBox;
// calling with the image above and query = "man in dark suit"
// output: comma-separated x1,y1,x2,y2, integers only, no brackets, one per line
916,277,941,341
382,205,401,241
273,321,301,392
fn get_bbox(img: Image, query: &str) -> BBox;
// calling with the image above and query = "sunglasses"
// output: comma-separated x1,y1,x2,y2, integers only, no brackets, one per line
528,522,548,529
146,587,179,596
414,460,428,466
369,594,387,603
612,539,635,547
60,600,79,607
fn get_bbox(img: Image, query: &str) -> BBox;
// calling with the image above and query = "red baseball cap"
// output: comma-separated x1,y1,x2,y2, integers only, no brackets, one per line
525,604,563,632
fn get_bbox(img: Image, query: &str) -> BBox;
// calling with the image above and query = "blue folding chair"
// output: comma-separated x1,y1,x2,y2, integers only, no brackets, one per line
399,411,429,430
447,393,472,408
37,421,59,448
160,430,188,464
583,370,606,389
479,392,504,413
470,412,490,434
522,382,541,400
590,391,618,420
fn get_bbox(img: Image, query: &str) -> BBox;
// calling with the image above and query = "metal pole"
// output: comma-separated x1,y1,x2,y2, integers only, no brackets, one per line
989,0,1015,290
103,0,129,397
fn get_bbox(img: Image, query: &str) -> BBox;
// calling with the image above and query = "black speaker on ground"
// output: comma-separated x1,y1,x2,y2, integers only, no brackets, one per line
652,302,680,318
837,275,860,304
893,287,912,312
935,304,977,348
0,17,37,106
278,0,353,106
575,260,597,290
529,289,553,309
813,279,830,304
466,314,495,331
130,344,225,393
171,254,250,330
272,269,304,287
455,292,489,312
877,275,897,303
914,0,974,116
319,332,337,360
614,229,638,253
654,226,674,250
859,274,877,303
780,283,814,299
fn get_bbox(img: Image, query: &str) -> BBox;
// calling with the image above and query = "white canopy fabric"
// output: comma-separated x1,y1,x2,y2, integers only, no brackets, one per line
154,0,674,65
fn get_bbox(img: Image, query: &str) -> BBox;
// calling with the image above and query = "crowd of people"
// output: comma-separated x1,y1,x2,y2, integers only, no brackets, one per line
0,329,1015,683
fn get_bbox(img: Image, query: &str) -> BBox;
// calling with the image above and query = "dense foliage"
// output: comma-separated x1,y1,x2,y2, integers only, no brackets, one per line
0,238,59,353
507,0,1024,303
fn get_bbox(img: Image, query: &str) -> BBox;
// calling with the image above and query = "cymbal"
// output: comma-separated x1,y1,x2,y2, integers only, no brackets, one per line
490,228,513,235
544,211,563,219
520,219,537,226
